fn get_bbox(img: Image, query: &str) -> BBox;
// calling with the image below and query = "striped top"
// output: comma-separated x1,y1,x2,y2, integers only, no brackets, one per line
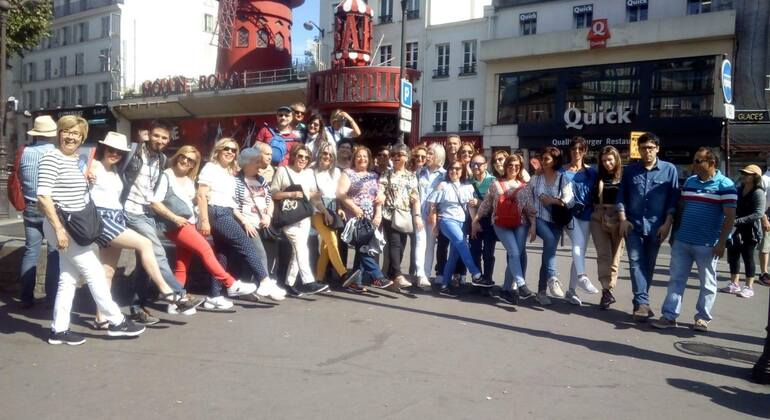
235,173,272,226
673,171,737,247
36,148,88,212
530,173,574,223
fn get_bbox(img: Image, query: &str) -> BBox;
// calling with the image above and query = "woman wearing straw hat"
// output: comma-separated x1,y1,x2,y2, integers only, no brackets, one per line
88,132,203,328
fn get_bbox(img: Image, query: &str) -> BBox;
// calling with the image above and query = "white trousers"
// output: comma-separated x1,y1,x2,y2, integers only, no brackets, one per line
567,218,591,290
43,220,124,333
283,217,314,286
413,226,427,279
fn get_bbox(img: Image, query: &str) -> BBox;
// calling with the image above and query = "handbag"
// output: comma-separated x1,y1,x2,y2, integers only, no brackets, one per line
272,167,314,228
57,199,103,246
157,173,194,232
549,174,572,227
387,171,414,233
342,217,375,247
314,172,344,229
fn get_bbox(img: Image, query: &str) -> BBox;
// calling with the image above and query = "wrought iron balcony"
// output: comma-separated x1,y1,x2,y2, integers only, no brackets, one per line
432,67,449,79
458,64,477,76
378,15,393,24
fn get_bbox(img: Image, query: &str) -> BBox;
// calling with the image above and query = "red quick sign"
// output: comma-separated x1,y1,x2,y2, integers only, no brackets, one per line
587,19,611,49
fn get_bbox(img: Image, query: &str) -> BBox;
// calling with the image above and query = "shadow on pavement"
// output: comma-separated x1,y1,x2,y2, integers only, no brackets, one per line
674,341,762,366
666,378,770,418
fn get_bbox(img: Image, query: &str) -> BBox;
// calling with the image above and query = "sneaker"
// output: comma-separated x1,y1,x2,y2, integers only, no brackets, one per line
439,285,457,297
577,275,599,294
599,289,616,310
547,277,565,298
738,286,754,298
48,330,86,346
371,278,394,289
269,285,287,301
130,307,159,326
167,303,197,315
168,295,204,315
518,284,534,300
107,319,146,337
297,282,330,295
720,283,742,294
286,285,303,297
633,303,653,322
257,278,287,301
417,276,431,288
227,280,258,297
498,289,519,305
759,272,770,286
345,283,368,294
341,269,362,288
451,274,462,288
565,289,582,306
536,291,552,306
395,275,412,288
203,296,234,310
693,318,709,332
471,275,494,288
651,317,678,329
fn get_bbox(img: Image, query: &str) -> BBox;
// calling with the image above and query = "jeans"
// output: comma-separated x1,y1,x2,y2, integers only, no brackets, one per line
494,224,529,291
125,212,184,310
438,218,481,286
661,240,718,322
19,206,59,304
625,230,662,306
437,224,467,278
470,216,497,283
567,218,591,291
535,217,563,293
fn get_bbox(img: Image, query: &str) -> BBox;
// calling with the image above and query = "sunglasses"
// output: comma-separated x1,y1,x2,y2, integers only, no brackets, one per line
221,146,238,153
293,110,305,115
470,162,485,168
297,154,310,160
449,166,463,172
414,155,426,159
178,155,197,165
458,150,472,155
506,163,520,168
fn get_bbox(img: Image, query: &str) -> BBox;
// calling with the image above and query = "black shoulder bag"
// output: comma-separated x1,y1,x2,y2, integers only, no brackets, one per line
550,174,573,227
272,167,315,228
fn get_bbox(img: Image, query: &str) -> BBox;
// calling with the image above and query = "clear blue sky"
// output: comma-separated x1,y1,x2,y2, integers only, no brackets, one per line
292,0,321,60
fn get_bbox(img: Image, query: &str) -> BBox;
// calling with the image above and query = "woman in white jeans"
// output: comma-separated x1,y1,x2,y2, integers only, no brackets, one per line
563,137,600,306
418,143,447,285
271,145,329,296
37,115,145,346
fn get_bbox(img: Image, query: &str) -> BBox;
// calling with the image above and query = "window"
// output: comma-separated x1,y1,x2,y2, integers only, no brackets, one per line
650,57,714,118
99,49,110,72
236,27,249,47
275,33,285,50
62,26,71,45
573,4,593,29
26,62,37,82
111,13,120,35
96,81,111,103
461,40,476,75
520,12,537,36
77,22,88,42
497,71,558,124
76,85,86,105
26,91,36,110
59,56,67,78
405,42,418,69
434,43,449,78
257,29,268,47
379,45,392,65
687,0,733,14
379,0,393,24
204,14,214,33
406,0,419,19
41,89,49,108
626,0,648,22
566,65,641,118
434,101,448,132
460,99,474,131
60,87,70,107
75,53,84,75
44,59,51,80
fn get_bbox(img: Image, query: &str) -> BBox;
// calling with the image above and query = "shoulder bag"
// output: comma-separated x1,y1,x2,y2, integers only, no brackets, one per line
549,174,573,227
314,171,344,229
57,154,103,246
388,171,414,233
272,167,314,228
157,173,194,232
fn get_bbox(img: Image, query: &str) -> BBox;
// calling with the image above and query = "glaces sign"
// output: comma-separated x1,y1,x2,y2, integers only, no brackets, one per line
564,107,632,129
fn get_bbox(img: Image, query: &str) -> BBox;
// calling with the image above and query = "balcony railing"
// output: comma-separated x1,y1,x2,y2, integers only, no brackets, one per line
432,67,449,78
459,63,477,76
54,0,123,18
459,122,474,131
378,15,393,24
433,123,447,132
406,9,420,20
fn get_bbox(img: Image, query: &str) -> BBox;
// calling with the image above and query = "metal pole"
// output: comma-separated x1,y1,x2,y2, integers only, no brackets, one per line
0,1,11,219
397,0,407,145
724,119,731,177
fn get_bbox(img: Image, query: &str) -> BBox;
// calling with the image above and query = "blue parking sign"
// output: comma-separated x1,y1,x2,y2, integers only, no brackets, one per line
401,79,413,109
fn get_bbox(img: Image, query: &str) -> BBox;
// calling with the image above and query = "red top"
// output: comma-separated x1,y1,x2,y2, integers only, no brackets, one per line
256,126,300,166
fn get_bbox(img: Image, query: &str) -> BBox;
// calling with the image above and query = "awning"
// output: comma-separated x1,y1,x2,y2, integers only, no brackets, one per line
730,124,770,152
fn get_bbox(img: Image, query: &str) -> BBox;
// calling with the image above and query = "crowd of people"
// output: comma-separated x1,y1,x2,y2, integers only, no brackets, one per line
13,104,770,346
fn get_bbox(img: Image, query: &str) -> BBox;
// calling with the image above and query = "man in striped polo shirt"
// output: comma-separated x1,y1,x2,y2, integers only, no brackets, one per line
652,147,736,332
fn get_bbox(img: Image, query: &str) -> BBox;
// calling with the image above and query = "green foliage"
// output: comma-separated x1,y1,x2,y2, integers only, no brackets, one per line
6,0,53,59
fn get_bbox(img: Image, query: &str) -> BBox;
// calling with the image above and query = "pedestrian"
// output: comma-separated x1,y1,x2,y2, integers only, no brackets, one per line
457,143,475,175
562,137,600,306
428,159,483,296
256,105,301,167
722,164,766,298
473,153,536,304
37,116,144,345
17,115,60,309
419,143,447,285
617,132,679,322
468,153,497,288
326,109,361,143
290,101,307,138
590,146,625,310
270,144,330,296
337,139,354,170
652,147,736,332
530,146,574,306
444,134,461,169
304,114,335,163
490,150,509,180
409,144,431,287
758,162,770,285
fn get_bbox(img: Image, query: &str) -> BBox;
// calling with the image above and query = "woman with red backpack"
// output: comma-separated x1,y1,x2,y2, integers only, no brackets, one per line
472,154,536,304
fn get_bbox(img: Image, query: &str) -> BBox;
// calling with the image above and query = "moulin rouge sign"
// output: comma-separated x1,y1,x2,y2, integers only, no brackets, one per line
140,72,244,97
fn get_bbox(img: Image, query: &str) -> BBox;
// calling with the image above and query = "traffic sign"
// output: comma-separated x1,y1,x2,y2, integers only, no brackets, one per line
724,103,735,120
399,119,412,133
400,106,412,121
721,59,733,104
400,79,413,109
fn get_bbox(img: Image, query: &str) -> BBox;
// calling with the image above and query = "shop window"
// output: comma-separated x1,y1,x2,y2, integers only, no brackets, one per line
498,71,557,124
236,27,249,47
566,65,641,115
435,101,448,132
650,57,714,118
519,12,537,36
627,0,648,22
573,4,593,29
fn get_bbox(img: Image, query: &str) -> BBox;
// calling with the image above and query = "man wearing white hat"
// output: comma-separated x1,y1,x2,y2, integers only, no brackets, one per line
18,115,60,308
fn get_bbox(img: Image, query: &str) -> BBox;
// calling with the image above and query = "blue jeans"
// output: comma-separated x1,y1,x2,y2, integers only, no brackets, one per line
625,230,662,306
439,218,480,286
661,240,718,322
494,224,529,291
19,206,59,304
354,249,385,285
535,218,562,293
470,216,497,282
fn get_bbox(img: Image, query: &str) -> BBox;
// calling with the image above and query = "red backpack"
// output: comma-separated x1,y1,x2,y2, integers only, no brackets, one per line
494,180,524,228
7,146,26,211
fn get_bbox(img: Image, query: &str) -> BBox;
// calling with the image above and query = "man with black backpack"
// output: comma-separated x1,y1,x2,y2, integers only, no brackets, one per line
256,106,301,168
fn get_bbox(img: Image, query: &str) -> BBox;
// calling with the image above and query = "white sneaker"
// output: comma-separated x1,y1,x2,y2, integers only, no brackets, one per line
547,277,565,298
577,275,599,294
269,283,287,302
417,276,431,288
738,286,754,298
227,280,258,297
256,278,276,298
203,296,234,310
167,304,197,315
565,289,582,306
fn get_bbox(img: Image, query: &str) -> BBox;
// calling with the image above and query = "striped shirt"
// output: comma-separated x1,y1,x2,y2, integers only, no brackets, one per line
673,171,737,247
530,173,574,223
19,141,56,202
37,149,88,212
235,173,272,226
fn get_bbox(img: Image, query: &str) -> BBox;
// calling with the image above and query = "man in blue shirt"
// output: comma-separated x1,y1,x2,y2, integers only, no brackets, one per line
652,147,736,332
18,115,60,308
617,132,679,322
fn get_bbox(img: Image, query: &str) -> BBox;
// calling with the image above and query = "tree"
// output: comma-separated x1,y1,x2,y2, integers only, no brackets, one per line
5,0,52,60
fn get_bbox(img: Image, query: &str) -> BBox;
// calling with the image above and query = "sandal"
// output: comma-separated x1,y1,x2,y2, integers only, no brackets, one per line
160,293,205,312
93,320,109,330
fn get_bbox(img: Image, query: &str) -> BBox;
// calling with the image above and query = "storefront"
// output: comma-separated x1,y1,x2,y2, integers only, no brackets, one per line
31,105,117,144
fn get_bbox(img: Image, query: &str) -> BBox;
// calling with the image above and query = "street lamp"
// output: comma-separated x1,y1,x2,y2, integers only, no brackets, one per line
303,20,324,70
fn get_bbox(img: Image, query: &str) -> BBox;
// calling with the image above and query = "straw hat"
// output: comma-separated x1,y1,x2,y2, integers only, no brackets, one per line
739,164,762,178
26,115,58,137
98,131,131,152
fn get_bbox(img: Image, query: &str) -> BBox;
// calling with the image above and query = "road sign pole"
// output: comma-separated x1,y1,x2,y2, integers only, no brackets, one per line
397,0,407,145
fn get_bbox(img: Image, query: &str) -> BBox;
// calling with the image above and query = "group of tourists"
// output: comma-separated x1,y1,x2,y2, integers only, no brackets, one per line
14,102,770,346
